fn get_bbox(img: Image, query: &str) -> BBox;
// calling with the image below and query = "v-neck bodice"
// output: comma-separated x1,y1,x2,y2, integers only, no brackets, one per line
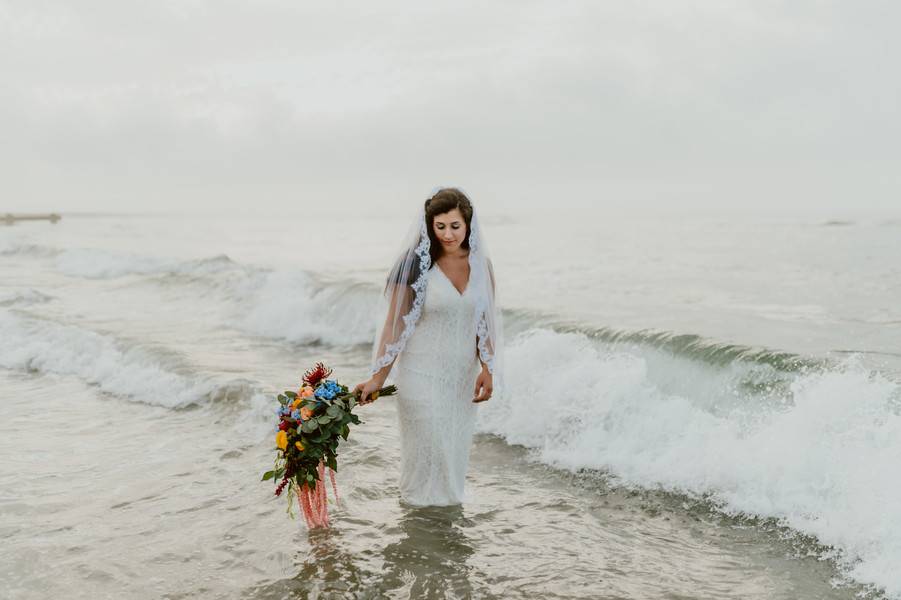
397,266,479,373
434,263,470,297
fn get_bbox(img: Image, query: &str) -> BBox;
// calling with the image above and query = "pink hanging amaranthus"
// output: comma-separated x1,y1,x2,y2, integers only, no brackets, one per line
262,362,396,529
296,461,342,528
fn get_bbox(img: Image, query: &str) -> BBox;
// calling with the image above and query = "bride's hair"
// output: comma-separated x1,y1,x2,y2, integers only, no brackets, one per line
383,187,474,291
424,187,473,264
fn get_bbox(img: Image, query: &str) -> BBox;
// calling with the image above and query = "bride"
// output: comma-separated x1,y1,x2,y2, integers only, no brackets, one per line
353,187,504,506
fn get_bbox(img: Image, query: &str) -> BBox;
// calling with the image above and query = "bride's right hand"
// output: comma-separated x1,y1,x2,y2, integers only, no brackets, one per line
353,378,383,405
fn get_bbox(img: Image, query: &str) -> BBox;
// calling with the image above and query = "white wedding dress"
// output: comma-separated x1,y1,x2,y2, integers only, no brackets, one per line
393,265,481,506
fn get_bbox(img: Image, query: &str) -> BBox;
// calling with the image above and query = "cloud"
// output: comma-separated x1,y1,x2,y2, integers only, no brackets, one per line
2,0,899,215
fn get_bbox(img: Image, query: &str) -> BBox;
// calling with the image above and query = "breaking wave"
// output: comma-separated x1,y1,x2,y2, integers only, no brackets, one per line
0,310,261,409
477,328,901,599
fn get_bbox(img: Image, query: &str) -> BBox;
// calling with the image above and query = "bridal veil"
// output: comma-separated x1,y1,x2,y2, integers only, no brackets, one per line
369,187,505,396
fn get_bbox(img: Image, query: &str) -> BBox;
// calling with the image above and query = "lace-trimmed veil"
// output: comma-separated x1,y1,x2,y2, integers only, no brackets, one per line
369,188,504,396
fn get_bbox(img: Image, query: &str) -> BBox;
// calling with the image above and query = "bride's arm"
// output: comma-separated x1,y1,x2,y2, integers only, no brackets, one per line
473,259,495,401
475,257,497,367
474,341,494,402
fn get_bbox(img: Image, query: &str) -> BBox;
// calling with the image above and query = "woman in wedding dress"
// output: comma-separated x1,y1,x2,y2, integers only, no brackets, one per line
353,187,504,506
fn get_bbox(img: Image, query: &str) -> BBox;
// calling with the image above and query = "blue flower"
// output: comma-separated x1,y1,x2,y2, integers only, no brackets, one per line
314,380,340,400
291,409,302,420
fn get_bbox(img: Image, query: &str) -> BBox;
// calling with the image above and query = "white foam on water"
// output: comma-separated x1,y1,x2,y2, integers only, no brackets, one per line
53,247,239,279
0,240,60,258
233,269,377,346
0,310,220,408
477,328,901,599
0,289,54,307
37,243,375,346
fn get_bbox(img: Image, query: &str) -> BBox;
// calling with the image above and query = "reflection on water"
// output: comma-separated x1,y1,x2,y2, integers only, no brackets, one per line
293,527,369,598
376,503,489,599
243,503,488,600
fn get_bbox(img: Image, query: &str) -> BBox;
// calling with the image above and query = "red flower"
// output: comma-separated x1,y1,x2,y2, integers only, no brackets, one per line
303,362,333,387
275,475,289,496
278,421,289,431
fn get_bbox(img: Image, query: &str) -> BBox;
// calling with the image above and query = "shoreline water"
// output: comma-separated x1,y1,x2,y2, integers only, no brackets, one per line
0,367,877,599
2,213,899,599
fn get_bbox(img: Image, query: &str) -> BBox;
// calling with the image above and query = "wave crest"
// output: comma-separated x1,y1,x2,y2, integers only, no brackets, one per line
477,328,901,598
0,311,257,409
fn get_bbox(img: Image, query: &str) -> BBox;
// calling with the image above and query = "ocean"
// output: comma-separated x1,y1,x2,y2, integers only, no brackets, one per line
1,209,899,599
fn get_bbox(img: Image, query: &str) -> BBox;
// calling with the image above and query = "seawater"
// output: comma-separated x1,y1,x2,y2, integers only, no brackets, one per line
1,210,899,599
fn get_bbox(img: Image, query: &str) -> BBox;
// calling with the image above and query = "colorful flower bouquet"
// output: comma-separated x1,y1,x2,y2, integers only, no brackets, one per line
261,362,396,528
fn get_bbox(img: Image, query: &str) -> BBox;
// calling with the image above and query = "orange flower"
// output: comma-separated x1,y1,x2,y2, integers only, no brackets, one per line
299,386,315,399
300,406,314,421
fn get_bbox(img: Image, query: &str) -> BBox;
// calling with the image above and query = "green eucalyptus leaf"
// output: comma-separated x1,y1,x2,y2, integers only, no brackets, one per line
285,391,297,399
261,470,275,481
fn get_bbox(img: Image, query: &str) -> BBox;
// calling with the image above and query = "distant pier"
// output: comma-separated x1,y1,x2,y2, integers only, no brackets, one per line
3,213,62,225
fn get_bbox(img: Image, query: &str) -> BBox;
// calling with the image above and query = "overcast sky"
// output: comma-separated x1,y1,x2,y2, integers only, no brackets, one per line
2,0,899,216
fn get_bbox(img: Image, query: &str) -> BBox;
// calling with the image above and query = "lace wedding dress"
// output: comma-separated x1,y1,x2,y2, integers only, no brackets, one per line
392,265,481,506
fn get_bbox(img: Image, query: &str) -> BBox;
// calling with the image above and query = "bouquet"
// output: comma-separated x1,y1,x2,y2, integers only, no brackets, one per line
261,362,396,528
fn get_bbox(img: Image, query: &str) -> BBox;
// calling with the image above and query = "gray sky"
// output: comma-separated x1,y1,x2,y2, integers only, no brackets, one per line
2,0,899,216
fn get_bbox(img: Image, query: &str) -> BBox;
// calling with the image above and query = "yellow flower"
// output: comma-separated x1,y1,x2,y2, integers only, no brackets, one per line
291,398,302,410
295,441,305,451
275,430,287,450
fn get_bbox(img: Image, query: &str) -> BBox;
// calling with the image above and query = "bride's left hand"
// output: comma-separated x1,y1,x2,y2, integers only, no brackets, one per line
473,367,493,403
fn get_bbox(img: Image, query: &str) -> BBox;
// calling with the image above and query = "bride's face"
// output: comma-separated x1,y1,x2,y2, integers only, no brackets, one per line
432,208,467,254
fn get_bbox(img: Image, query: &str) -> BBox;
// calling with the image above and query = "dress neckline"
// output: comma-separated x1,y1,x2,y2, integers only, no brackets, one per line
434,263,470,297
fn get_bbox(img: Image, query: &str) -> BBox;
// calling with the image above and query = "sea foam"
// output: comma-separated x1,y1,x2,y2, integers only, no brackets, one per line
41,243,377,346
0,311,253,409
53,248,239,279
8,242,530,358
0,289,54,307
477,328,901,598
